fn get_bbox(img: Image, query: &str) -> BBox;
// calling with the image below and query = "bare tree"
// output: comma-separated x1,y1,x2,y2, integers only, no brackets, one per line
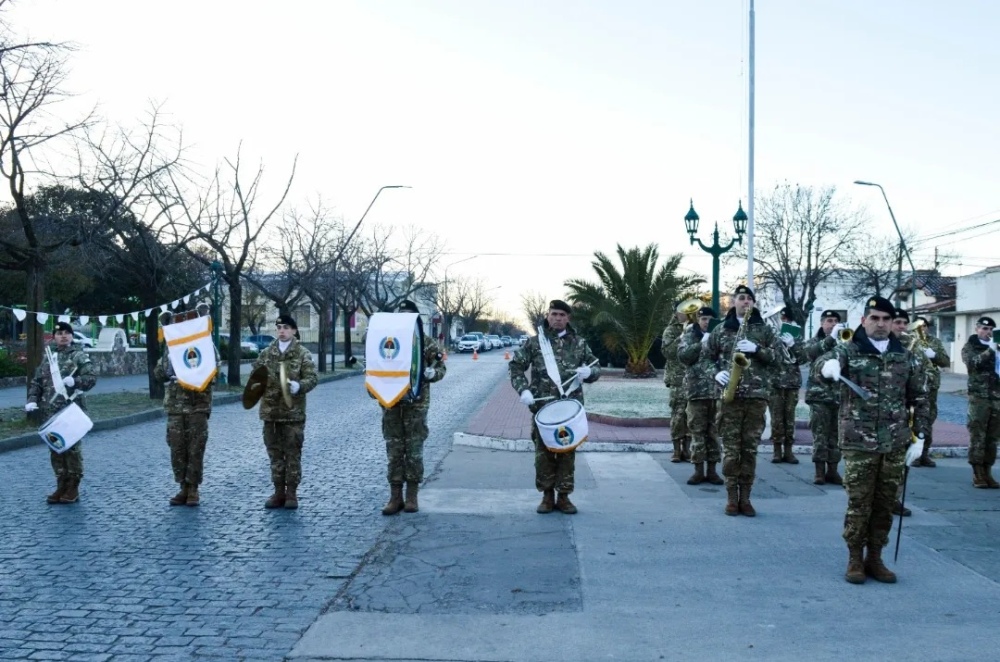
520,290,548,332
458,278,497,331
434,272,471,347
726,183,866,325
838,232,917,302
361,225,443,313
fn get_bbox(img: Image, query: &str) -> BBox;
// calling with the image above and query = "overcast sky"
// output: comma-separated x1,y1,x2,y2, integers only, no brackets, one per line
9,0,1000,323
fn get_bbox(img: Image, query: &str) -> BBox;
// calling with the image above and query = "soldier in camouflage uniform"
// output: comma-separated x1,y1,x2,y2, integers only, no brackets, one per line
768,306,806,464
816,295,929,585
803,310,843,485
677,306,724,485
252,315,318,510
379,300,447,516
704,285,780,517
510,299,601,515
661,308,690,462
961,316,1000,489
907,316,951,467
26,321,97,504
153,311,218,507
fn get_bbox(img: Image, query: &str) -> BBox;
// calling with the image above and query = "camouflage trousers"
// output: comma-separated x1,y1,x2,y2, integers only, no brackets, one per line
382,404,429,484
50,443,83,479
967,395,1000,466
669,387,689,442
768,388,798,445
686,399,721,463
809,402,841,463
924,388,939,450
531,423,575,493
166,412,209,485
842,447,906,549
719,398,767,487
263,421,305,487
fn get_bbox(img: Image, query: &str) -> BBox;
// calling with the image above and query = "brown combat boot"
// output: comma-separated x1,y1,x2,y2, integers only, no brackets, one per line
813,462,826,485
705,462,724,485
403,482,419,513
185,484,200,507
680,438,691,462
686,463,706,485
864,546,897,583
783,442,799,464
381,484,404,515
845,546,866,584
972,465,988,489
737,483,756,517
284,484,298,509
891,500,911,516
825,462,843,485
264,483,286,509
537,489,555,514
670,440,683,463
724,485,739,516
555,492,577,514
984,465,1000,489
59,478,80,504
771,443,782,464
169,483,188,506
47,476,68,504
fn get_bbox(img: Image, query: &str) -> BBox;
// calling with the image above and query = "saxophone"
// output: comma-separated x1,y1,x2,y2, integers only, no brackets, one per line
722,307,753,403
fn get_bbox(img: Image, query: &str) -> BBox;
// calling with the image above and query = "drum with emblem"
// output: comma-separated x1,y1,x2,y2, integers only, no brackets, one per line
534,398,588,453
38,402,93,454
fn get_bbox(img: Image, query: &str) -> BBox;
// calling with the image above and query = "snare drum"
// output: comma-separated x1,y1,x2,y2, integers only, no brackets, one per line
534,398,588,453
38,403,93,454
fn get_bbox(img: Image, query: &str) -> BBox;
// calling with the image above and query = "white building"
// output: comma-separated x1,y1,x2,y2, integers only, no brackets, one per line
755,271,868,338
938,265,1000,375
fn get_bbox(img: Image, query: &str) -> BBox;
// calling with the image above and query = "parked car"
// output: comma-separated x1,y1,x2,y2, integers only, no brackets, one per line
73,331,95,348
457,335,481,353
468,332,490,351
245,334,276,350
486,334,502,349
519,335,529,345
219,333,257,353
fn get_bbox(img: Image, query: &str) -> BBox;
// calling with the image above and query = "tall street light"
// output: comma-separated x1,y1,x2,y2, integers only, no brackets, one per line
854,181,917,308
685,199,748,314
440,255,477,346
330,185,411,371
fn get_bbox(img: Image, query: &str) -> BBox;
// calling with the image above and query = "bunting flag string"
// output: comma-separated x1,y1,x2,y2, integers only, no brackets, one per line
0,282,213,327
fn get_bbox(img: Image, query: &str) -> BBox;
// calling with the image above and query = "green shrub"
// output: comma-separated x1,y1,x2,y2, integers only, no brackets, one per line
0,349,27,377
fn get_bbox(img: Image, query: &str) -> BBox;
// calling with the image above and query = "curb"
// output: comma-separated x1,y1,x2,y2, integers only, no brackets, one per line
0,370,362,455
453,433,971,457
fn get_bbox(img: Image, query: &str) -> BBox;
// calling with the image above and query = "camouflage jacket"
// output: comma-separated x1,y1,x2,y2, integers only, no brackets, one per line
660,322,685,388
961,335,1000,400
803,331,839,405
153,345,217,415
772,332,807,390
898,332,950,392
677,323,717,400
252,338,318,422
509,323,601,415
815,327,929,453
382,336,447,412
704,308,779,400
27,342,97,418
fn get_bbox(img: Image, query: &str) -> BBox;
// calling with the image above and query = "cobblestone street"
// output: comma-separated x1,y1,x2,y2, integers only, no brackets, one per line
0,355,509,661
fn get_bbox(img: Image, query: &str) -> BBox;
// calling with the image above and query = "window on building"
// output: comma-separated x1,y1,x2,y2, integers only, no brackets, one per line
293,305,312,329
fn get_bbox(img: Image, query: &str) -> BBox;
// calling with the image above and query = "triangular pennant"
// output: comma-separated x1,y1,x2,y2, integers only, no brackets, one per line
145,308,153,318
98,315,107,326
130,311,140,322
58,314,70,324
79,316,89,326
183,294,191,304
36,312,49,325
116,314,125,324
12,308,26,322
171,299,180,310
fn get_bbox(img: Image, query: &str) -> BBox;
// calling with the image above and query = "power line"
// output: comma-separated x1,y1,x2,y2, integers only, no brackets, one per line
912,217,1000,244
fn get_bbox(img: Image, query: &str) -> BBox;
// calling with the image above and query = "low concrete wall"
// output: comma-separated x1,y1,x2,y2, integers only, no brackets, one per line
85,348,149,376
0,376,26,388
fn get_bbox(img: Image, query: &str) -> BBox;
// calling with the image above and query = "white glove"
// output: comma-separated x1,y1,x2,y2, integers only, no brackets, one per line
736,339,757,353
424,367,436,379
922,347,936,359
575,365,592,380
714,371,730,386
288,380,300,395
25,401,38,412
63,376,75,388
519,390,535,406
780,332,794,347
169,375,178,382
701,332,711,346
832,323,845,336
820,359,841,381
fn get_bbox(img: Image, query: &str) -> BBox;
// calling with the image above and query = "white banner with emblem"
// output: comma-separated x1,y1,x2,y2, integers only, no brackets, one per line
39,402,93,454
162,316,218,392
365,312,421,407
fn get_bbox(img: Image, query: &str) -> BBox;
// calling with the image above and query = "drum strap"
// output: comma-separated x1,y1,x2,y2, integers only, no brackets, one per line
537,325,565,398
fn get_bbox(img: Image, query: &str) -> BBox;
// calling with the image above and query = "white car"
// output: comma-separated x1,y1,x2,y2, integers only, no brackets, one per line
487,334,502,349
73,331,95,348
457,335,481,353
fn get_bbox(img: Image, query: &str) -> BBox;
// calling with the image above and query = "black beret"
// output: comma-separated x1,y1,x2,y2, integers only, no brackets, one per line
893,307,910,322
780,306,794,319
863,296,896,317
54,321,73,334
398,300,420,314
276,314,298,330
549,299,572,314
977,316,996,328
819,310,841,321
733,285,755,301
698,306,717,318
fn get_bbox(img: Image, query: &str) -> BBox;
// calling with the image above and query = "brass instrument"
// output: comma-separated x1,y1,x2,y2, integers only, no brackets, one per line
722,306,753,403
279,361,293,407
676,298,702,324
838,327,853,343
906,319,927,352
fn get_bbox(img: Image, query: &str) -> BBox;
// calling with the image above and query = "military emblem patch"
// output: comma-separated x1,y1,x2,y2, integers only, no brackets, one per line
45,432,65,451
182,346,202,369
868,299,877,307
379,336,401,360
555,425,575,446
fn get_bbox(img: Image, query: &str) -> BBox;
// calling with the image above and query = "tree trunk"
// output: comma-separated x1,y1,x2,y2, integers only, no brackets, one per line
342,304,354,367
315,300,329,373
145,314,164,400
227,280,243,386
24,260,45,419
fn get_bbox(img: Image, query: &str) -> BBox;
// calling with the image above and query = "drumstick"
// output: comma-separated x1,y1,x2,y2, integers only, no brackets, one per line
560,359,600,389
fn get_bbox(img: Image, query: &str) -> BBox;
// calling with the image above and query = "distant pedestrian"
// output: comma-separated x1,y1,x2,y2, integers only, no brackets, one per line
961,316,1000,489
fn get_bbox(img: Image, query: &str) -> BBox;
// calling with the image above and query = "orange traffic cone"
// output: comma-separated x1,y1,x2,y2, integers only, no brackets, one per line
503,350,511,360
472,348,479,360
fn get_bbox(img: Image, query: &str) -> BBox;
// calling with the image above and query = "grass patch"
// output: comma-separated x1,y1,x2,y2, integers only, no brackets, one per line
0,392,163,440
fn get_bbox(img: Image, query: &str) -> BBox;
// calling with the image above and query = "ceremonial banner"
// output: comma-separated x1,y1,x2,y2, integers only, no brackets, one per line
39,402,93,454
365,312,421,407
162,315,218,391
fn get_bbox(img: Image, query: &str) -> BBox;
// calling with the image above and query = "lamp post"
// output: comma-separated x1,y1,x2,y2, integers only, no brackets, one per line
440,255,477,347
853,181,917,308
685,199,748,314
330,185,411,372
210,260,224,385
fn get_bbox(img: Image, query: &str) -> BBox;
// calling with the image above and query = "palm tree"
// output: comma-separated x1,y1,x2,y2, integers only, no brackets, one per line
565,244,703,377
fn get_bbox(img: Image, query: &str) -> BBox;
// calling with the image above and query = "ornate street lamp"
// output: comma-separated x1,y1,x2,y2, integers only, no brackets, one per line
685,199,748,314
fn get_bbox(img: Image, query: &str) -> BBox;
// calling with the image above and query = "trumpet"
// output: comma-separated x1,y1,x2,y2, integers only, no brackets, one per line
722,306,753,403
906,319,927,352
676,298,702,324
838,327,853,343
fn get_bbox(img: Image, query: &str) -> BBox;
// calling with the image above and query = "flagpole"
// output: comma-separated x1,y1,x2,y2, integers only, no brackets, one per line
746,0,755,288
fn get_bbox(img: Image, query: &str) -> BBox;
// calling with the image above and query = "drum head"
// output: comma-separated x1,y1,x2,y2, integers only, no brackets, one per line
535,398,582,424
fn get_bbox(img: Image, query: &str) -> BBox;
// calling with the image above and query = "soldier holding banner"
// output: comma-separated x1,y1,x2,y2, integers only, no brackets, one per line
26,321,97,504
509,299,601,515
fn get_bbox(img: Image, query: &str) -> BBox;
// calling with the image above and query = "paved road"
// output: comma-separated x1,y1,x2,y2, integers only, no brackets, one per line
0,352,510,661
